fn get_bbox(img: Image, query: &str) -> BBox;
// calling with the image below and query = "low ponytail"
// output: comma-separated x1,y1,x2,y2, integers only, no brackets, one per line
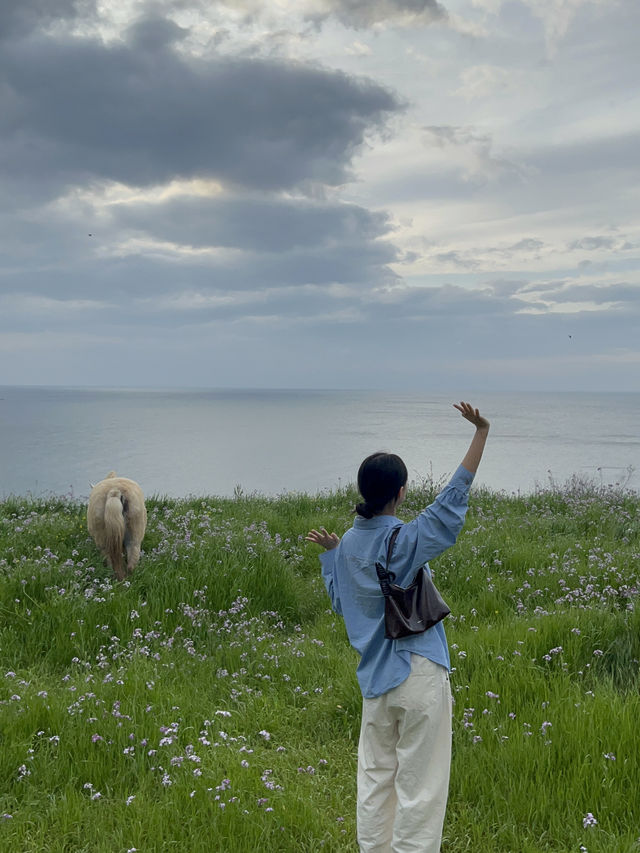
356,452,408,518
355,500,375,519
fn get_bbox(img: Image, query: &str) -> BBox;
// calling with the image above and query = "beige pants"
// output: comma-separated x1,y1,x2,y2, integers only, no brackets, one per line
357,654,452,853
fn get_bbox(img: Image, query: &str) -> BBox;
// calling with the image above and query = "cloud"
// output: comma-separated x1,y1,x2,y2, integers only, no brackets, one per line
125,14,190,50
0,0,637,393
110,194,392,253
509,238,545,253
188,0,447,30
0,0,92,38
568,236,618,251
528,132,640,182
455,65,522,100
432,250,481,270
0,330,119,353
518,279,640,310
305,0,447,28
1,268,637,390
0,182,401,308
421,125,527,185
525,0,609,55
0,294,111,314
0,17,401,202
345,40,373,56
466,0,610,55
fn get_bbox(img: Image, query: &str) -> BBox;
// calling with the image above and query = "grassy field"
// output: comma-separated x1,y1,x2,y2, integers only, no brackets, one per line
1,476,639,852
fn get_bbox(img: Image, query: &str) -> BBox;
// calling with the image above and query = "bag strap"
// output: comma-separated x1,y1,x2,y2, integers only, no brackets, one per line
385,526,401,568
374,526,402,596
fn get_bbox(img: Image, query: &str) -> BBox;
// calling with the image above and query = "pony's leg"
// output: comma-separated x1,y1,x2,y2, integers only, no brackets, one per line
111,552,126,581
124,532,141,575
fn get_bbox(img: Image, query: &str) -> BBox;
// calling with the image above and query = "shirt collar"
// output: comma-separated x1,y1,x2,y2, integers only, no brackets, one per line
353,514,402,529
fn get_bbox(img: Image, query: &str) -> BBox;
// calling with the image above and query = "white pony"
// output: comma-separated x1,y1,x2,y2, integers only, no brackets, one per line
87,472,147,580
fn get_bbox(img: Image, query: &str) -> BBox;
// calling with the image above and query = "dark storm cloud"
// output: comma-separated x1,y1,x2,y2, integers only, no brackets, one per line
0,0,92,38
0,227,399,304
112,196,391,252
0,272,524,334
0,16,401,199
0,160,400,299
0,6,405,314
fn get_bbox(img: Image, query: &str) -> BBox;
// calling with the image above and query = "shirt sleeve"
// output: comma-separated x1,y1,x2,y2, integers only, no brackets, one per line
319,549,343,615
409,464,474,566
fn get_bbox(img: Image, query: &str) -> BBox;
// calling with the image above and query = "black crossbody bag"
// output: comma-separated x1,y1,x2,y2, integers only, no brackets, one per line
375,526,451,640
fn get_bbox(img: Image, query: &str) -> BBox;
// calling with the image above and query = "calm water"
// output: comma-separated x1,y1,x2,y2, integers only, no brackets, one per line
0,387,638,499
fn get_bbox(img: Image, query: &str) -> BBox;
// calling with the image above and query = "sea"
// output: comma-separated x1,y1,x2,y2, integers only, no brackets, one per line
0,386,638,500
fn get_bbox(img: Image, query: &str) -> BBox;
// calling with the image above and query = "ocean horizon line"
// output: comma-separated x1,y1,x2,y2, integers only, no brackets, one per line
1,383,639,396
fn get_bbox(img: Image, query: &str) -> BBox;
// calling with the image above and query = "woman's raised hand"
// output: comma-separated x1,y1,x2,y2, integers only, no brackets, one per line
456,402,490,473
454,401,490,431
305,528,340,550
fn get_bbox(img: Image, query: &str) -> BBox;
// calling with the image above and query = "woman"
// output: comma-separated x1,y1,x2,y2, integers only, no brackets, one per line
306,402,490,852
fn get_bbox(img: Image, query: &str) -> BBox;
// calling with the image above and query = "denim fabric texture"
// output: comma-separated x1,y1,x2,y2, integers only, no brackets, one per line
319,465,474,698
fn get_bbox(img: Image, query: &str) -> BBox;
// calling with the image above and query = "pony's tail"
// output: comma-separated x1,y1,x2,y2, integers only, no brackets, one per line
104,488,126,580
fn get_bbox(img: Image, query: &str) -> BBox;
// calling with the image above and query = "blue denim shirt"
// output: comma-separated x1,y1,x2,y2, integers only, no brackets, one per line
319,465,474,698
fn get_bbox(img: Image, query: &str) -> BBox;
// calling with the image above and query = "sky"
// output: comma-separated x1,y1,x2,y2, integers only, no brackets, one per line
1,0,639,392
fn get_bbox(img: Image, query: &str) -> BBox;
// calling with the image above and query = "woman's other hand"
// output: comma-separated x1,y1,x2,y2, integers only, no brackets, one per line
306,528,341,550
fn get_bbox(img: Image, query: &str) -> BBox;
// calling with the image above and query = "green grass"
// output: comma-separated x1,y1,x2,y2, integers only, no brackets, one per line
1,478,639,852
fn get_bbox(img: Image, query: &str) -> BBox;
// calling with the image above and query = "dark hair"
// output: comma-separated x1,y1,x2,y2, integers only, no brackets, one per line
356,452,408,519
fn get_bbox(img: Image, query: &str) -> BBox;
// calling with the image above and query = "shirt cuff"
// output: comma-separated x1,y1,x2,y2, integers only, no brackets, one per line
319,549,336,573
451,463,475,489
